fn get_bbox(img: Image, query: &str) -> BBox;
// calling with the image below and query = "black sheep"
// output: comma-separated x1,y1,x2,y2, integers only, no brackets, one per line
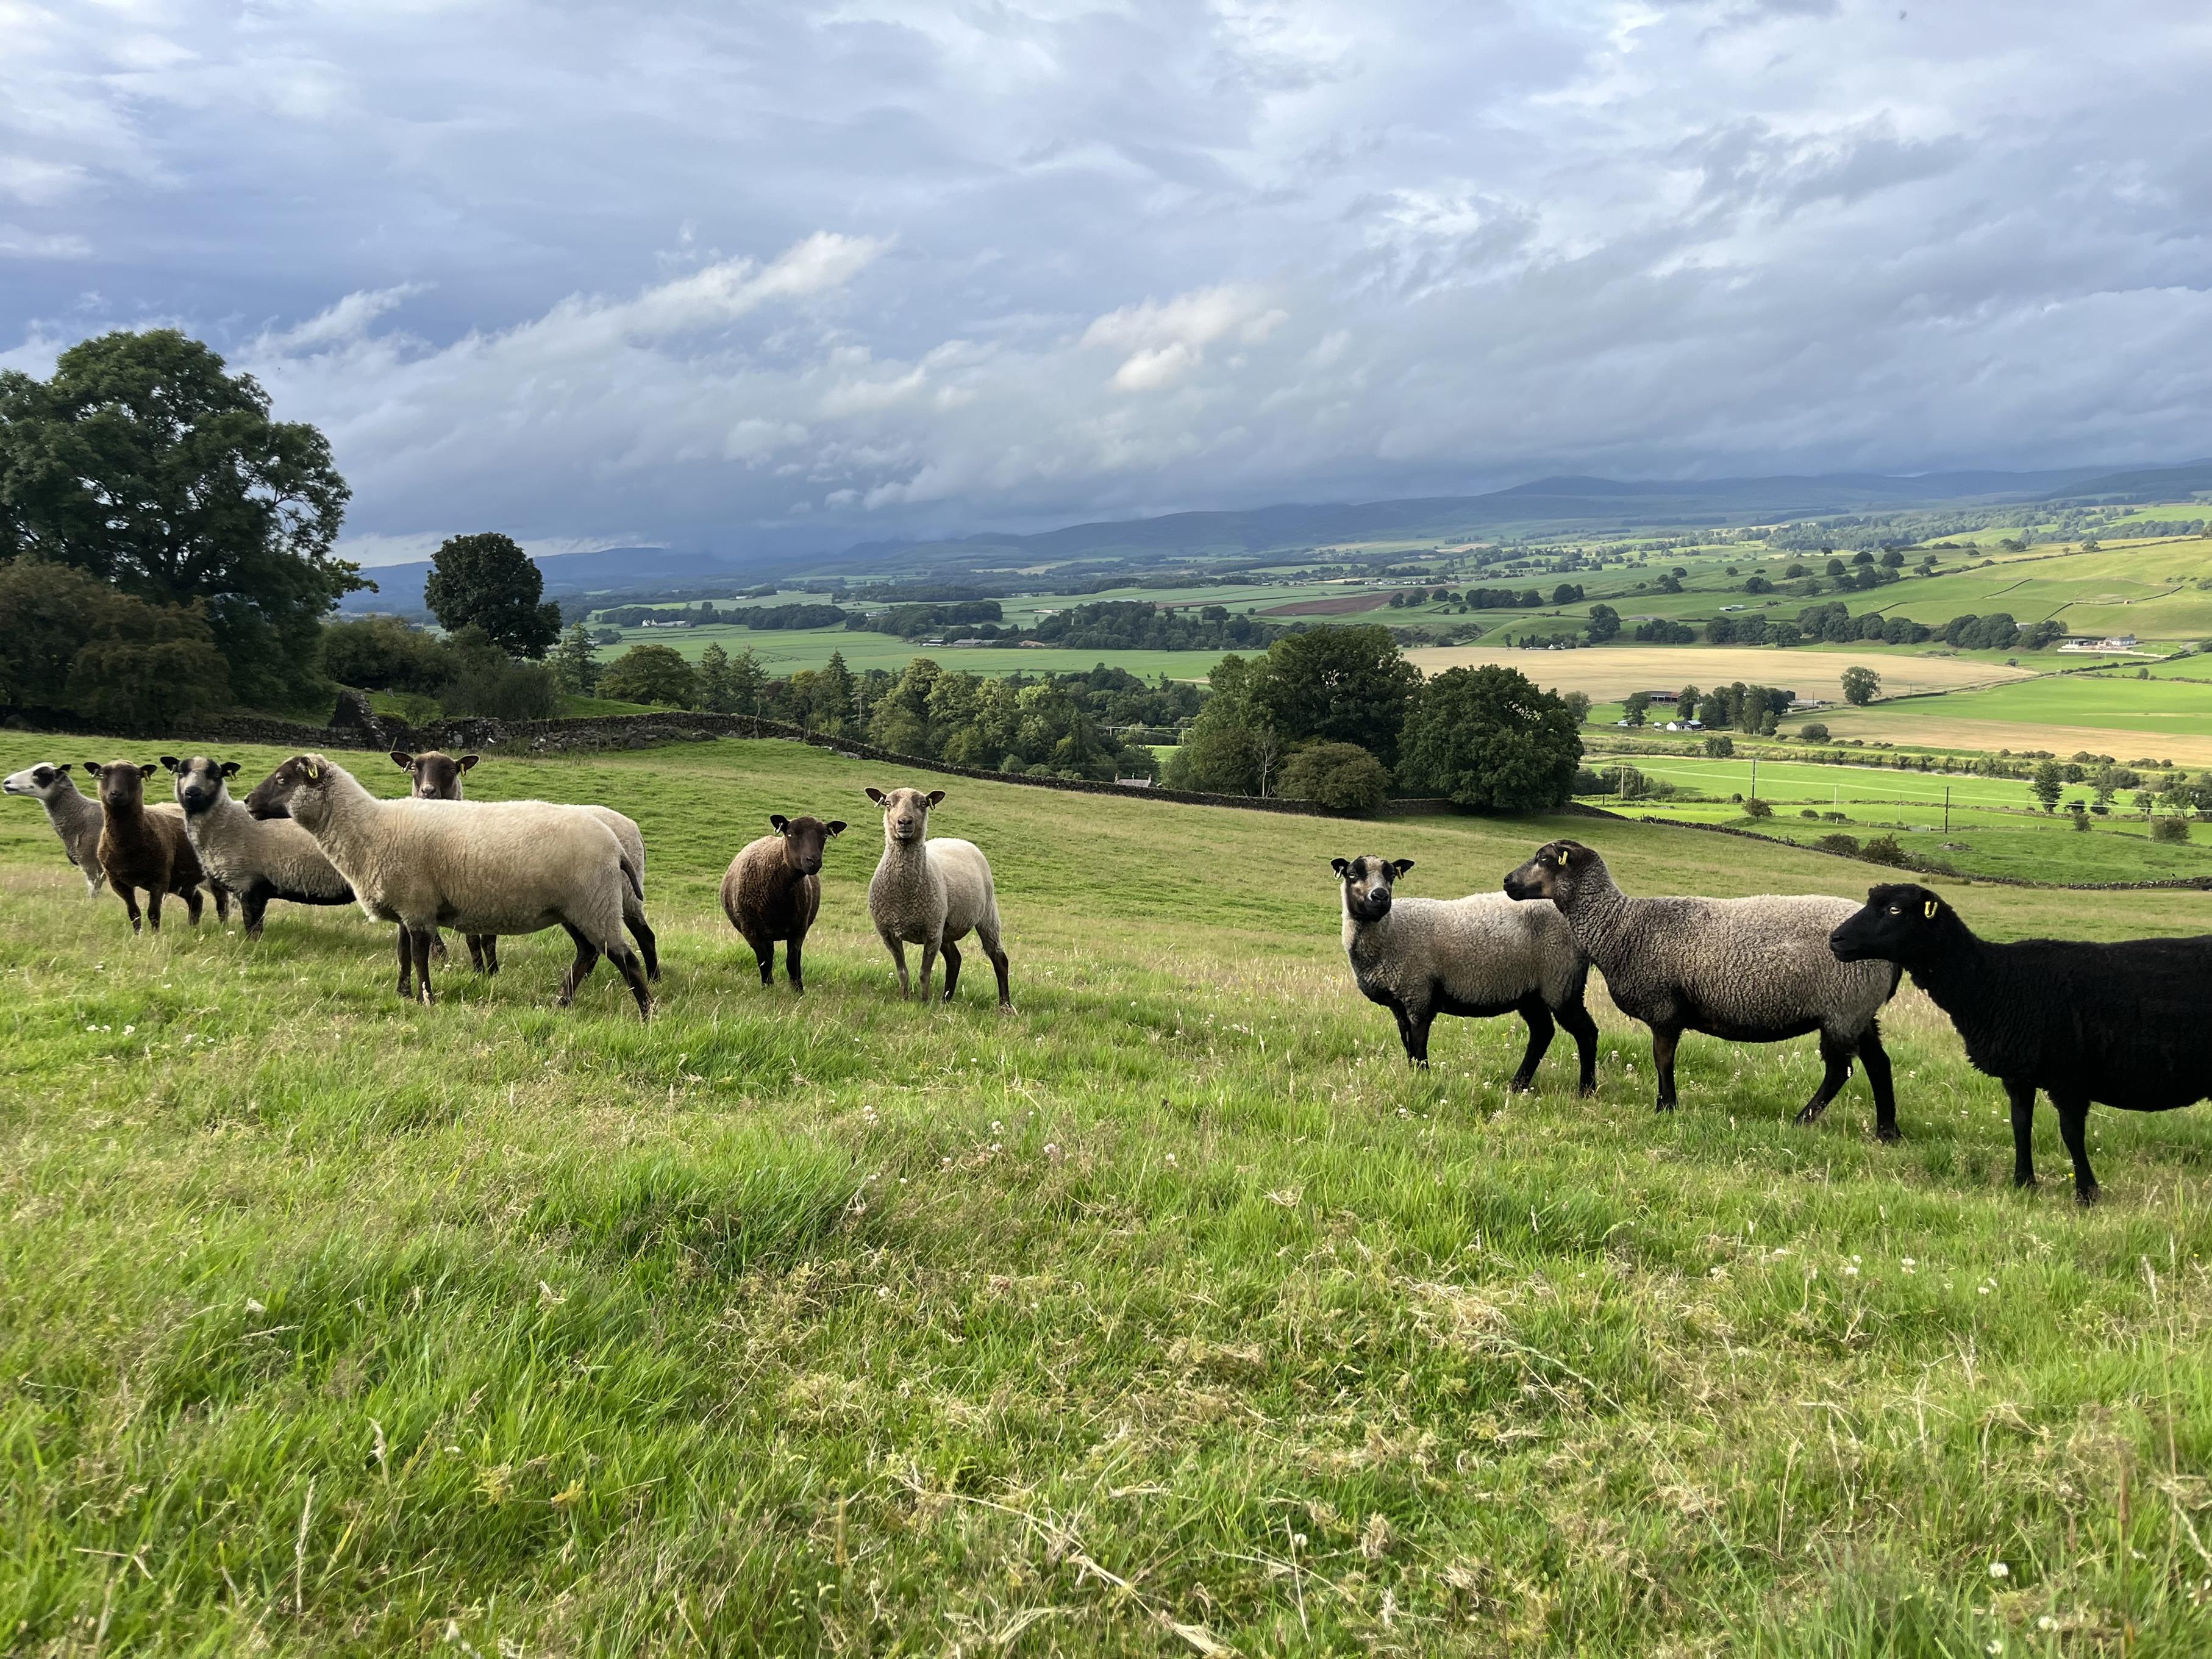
1830,882,2212,1204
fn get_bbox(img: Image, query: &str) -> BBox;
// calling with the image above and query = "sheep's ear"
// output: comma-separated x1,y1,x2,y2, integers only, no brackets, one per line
1330,857,1351,877
81,762,100,776
219,761,240,778
1555,846,1572,868
389,751,415,770
865,787,887,806
1391,858,1415,877
138,763,160,779
159,755,180,772
458,755,479,772
926,790,945,807
770,814,790,833
826,820,846,837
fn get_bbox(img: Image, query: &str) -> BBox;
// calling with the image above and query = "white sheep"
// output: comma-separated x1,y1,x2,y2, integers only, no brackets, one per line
5,762,180,895
865,786,1010,1008
1333,855,1597,1090
252,753,651,1016
162,756,355,938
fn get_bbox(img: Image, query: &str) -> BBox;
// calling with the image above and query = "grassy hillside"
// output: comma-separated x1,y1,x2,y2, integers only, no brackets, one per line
5,737,2211,1654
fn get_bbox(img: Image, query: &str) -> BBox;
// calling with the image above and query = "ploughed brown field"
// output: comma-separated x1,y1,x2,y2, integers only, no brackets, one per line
1404,643,2038,702
1258,591,1394,616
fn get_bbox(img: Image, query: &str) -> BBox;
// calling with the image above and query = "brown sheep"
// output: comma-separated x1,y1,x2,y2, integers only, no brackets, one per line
721,815,845,993
82,760,224,934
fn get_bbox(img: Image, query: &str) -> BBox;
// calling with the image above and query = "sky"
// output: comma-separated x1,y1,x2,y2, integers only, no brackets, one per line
4,1,2211,568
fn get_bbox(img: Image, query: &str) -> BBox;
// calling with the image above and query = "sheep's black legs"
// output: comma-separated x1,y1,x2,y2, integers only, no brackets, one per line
978,921,1012,1011
395,925,413,996
240,889,269,940
1558,999,1600,1096
750,937,777,986
409,927,435,1005
1393,1001,1433,1068
784,935,804,994
1857,1024,1900,1142
1794,1030,1856,1127
612,945,654,1019
482,935,499,976
2006,1079,2039,1189
1508,994,1554,1091
626,910,660,981
120,887,143,934
917,941,940,1001
2054,1091,2098,1205
144,888,163,932
557,923,600,1005
211,883,230,924
1650,1025,1681,1110
182,885,203,926
940,938,963,1000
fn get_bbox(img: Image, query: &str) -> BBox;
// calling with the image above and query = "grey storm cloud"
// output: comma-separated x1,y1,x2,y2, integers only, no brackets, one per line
3,0,2210,565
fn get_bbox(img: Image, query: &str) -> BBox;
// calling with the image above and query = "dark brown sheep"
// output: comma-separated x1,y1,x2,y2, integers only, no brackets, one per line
83,760,224,934
721,815,846,993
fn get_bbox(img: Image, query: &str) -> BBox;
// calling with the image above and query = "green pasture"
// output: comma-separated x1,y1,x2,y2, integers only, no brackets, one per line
5,734,2212,1652
1824,673,2212,747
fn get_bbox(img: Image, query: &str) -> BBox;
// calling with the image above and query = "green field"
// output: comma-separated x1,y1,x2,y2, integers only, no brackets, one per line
5,735,2212,1652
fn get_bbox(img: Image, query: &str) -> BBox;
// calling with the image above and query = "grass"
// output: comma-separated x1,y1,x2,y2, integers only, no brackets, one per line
6,736,2212,1654
1816,676,2212,765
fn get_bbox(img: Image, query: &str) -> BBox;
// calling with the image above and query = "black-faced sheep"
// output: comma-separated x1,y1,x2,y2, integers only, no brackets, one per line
722,815,846,993
82,760,224,934
865,787,1010,1008
1333,855,1597,1090
1831,882,2212,1203
1505,839,1901,1135
252,754,651,1017
163,756,354,938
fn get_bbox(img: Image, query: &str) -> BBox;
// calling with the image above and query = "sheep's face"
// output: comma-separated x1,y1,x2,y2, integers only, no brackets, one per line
1503,839,1596,905
165,756,241,816
3,763,73,802
770,813,846,877
1830,883,1948,965
866,786,943,845
82,760,157,811
1332,855,1413,922
248,754,334,826
393,750,477,800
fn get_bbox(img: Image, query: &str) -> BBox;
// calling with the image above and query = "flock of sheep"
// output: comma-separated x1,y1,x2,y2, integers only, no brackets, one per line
2,751,1013,1024
7,747,2208,1205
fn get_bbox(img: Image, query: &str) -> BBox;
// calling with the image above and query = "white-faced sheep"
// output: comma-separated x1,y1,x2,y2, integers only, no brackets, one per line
1505,839,1902,1135
385,750,659,980
1832,881,2212,1203
5,762,181,895
1333,855,1597,1090
722,814,846,993
162,756,354,938
81,760,224,934
251,754,651,1016
865,787,1010,1008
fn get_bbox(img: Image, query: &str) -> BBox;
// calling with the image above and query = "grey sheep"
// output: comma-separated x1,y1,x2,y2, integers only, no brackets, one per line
1505,839,1902,1136
5,761,180,895
163,756,355,938
1333,855,1597,1090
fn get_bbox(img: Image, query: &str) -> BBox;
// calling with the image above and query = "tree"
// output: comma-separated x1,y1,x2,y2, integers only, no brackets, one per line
550,620,601,696
1798,722,1830,742
1279,741,1390,813
1840,665,1882,706
810,650,857,735
694,641,733,712
597,643,697,706
0,327,359,709
1623,691,1650,726
423,532,561,658
0,560,229,728
1396,665,1581,811
726,645,768,716
1255,626,1421,767
2029,759,2064,813
321,615,451,693
1584,604,1621,644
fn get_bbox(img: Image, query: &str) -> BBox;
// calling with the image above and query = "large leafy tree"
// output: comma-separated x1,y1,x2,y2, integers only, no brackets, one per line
597,643,697,707
0,329,359,709
423,532,562,658
1256,624,1421,766
1398,664,1582,811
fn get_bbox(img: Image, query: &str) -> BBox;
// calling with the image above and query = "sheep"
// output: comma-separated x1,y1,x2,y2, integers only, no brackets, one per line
161,755,355,938
864,786,1010,1008
6,762,185,894
251,753,651,1018
721,815,846,993
1832,882,2212,1203
80,760,224,934
1504,839,1902,1136
386,750,660,980
1332,854,1597,1091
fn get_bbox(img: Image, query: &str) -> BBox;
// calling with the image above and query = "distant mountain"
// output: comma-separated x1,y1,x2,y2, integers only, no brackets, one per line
339,458,2212,615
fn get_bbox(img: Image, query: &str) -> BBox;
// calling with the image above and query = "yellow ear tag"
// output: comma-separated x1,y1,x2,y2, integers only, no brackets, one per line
1558,848,1571,867
1922,899,1937,919
305,763,319,781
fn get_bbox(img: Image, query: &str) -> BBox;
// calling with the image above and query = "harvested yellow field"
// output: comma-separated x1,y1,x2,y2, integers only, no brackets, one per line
1403,644,2036,701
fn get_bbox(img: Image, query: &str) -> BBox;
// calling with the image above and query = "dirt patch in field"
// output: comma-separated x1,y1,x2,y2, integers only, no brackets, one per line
1818,712,2212,766
1260,592,1394,616
1403,644,2038,702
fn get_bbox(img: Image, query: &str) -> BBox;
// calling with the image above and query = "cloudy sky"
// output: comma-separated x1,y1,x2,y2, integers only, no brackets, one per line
5,1,2210,565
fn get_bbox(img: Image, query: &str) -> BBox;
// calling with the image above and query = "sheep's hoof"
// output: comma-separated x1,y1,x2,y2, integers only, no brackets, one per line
1507,1076,1536,1093
1654,1099,1676,1113
1875,1122,1903,1144
2074,1184,2100,1208
2013,1171,2038,1190
1793,1102,1830,1127
996,1003,1014,1016
1576,1082,1597,1099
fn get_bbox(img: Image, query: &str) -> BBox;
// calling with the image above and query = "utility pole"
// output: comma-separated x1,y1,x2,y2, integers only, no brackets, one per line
1944,787,1950,834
